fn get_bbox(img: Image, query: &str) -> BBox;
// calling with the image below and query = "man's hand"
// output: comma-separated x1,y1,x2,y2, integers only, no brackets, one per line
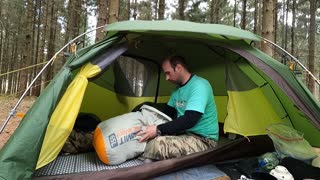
136,125,157,143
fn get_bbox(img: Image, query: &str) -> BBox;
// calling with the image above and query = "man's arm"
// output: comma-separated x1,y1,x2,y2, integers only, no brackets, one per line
157,110,202,135
137,110,202,142
162,104,177,119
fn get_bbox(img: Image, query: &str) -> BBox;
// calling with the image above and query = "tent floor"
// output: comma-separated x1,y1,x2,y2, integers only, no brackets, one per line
34,152,144,177
33,137,240,178
34,152,231,179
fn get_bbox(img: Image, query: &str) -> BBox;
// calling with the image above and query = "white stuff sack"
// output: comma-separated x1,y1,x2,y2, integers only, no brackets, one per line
93,105,171,165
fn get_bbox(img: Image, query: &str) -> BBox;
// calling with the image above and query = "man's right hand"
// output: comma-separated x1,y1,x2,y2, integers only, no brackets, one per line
136,125,157,143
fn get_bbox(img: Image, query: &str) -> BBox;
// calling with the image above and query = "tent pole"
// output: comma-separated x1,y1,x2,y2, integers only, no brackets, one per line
263,38,320,86
0,26,105,134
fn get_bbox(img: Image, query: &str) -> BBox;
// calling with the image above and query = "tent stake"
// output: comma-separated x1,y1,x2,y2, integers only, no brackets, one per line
0,26,105,134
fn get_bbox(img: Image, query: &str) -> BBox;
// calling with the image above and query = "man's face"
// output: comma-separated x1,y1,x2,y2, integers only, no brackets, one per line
162,60,181,85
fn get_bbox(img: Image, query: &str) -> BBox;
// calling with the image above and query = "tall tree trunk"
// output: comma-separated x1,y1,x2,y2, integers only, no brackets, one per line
253,0,258,34
0,0,3,90
178,0,185,20
233,0,237,27
210,0,214,23
4,33,10,94
257,1,262,36
73,0,81,37
307,0,316,93
158,0,165,20
281,0,285,49
40,0,48,92
9,39,18,94
273,0,278,45
241,0,247,29
1,28,9,94
64,0,72,45
109,0,119,23
290,0,296,55
96,0,108,42
32,0,42,96
133,0,138,20
13,18,24,95
127,0,131,20
210,0,220,24
284,0,289,51
65,0,82,44
261,0,274,57
18,0,33,97
53,0,66,76
30,0,37,96
153,0,158,19
83,0,88,48
0,30,3,93
46,2,55,82
42,1,56,89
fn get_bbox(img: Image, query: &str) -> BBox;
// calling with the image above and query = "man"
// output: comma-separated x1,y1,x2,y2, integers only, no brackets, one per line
137,55,219,160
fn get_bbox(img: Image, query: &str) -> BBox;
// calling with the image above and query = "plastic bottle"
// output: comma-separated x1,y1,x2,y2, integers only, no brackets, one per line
258,152,279,172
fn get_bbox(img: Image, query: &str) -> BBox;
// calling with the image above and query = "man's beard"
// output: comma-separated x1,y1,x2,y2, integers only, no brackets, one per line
173,79,183,86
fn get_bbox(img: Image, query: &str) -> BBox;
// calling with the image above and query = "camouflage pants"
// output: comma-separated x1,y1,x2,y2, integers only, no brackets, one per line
142,133,218,160
61,130,94,154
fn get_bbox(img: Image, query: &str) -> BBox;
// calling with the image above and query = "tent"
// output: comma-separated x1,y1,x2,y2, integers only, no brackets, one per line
0,20,320,179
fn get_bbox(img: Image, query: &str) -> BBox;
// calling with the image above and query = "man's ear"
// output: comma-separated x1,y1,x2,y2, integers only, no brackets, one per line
176,64,183,72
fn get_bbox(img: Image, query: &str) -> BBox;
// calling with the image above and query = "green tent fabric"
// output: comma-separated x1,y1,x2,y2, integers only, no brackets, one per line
0,35,122,179
105,20,262,42
0,67,71,179
0,20,319,179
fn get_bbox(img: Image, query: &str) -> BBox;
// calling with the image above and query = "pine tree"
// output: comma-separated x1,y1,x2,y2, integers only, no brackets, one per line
261,0,275,57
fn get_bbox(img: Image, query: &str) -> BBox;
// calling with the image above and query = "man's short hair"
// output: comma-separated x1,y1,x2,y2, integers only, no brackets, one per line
162,55,189,71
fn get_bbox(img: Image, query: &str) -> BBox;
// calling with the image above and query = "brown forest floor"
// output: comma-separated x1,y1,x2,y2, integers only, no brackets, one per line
0,95,36,150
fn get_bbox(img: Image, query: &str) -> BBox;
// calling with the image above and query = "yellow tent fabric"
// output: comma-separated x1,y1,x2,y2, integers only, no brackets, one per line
224,88,282,137
80,82,171,120
36,63,101,169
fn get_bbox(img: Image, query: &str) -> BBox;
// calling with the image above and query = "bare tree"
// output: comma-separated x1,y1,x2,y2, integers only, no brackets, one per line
127,0,131,20
253,0,258,34
133,0,138,20
178,0,185,20
210,0,220,24
261,0,275,56
274,0,278,45
18,0,34,97
0,0,4,93
158,0,165,20
241,0,247,29
96,0,108,42
109,0,119,23
65,0,82,44
40,1,49,92
31,0,42,96
233,0,237,27
153,0,158,19
284,0,289,51
41,1,57,91
291,0,296,55
54,0,71,75
307,0,316,93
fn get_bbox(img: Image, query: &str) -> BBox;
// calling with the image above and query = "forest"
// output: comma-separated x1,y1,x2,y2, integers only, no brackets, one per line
0,0,319,100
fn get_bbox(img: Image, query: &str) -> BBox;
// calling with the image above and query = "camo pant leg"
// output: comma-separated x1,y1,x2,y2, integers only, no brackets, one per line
61,130,94,154
142,134,217,160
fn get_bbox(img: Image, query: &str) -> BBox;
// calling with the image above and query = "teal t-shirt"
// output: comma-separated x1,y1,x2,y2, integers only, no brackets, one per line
168,75,219,140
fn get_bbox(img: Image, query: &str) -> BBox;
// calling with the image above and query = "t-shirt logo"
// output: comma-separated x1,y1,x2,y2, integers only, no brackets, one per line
176,100,186,108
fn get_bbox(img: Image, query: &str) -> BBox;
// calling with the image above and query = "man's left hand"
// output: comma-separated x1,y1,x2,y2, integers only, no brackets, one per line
136,125,157,143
